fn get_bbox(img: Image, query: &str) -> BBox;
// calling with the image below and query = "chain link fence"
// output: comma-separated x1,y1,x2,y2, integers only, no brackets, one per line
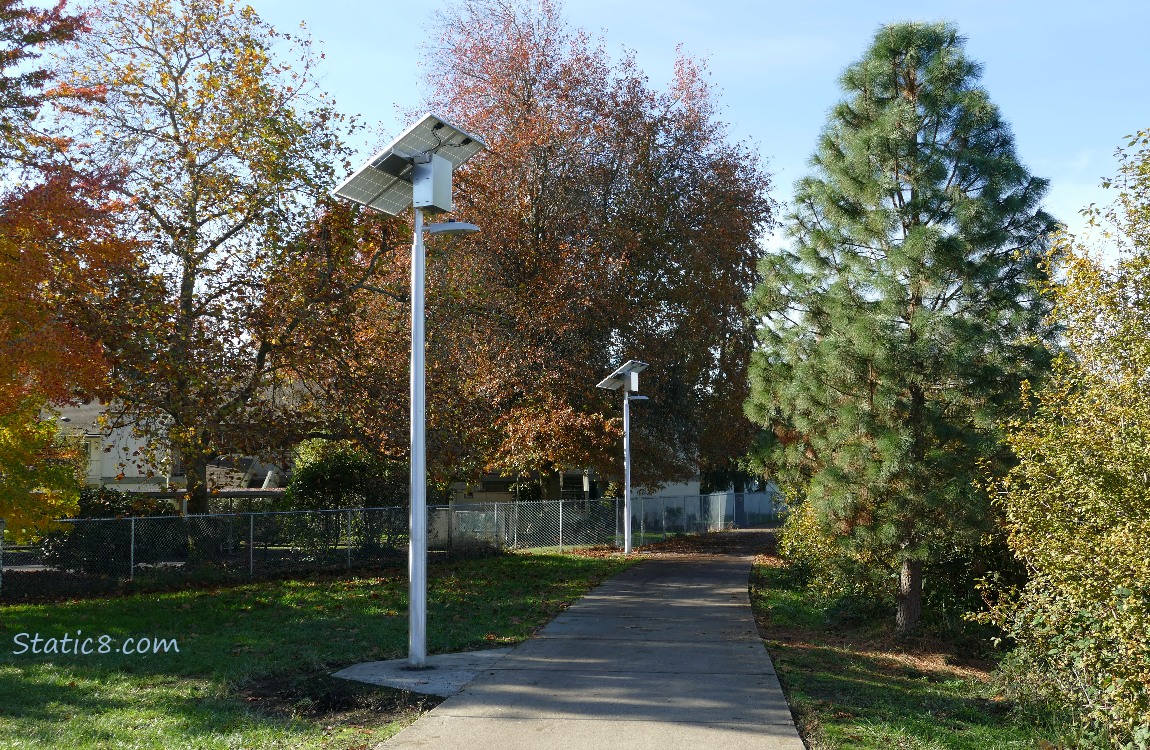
0,491,782,601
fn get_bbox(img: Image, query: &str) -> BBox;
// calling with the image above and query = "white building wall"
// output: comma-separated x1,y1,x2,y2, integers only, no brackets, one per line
56,403,169,490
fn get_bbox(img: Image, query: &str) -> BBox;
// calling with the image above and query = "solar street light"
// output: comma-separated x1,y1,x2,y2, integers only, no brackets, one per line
596,360,649,554
333,113,485,216
333,113,485,669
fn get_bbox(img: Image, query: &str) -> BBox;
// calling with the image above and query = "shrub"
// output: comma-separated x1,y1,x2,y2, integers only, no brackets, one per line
73,486,173,518
777,500,893,611
283,440,406,510
40,488,174,576
983,131,1150,747
779,499,1013,639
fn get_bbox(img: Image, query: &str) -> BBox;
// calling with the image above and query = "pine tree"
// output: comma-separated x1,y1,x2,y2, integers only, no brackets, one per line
746,22,1056,631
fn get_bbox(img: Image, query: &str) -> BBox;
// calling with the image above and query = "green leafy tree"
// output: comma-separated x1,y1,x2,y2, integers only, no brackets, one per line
987,130,1150,746
746,22,1056,631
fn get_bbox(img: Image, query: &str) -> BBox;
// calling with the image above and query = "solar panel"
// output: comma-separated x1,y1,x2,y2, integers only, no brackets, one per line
596,360,650,390
332,113,487,216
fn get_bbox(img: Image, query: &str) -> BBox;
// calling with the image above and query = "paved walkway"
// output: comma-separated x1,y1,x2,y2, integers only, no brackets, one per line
370,534,805,749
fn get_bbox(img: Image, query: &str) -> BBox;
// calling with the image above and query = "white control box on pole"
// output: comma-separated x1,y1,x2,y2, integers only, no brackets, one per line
413,153,453,214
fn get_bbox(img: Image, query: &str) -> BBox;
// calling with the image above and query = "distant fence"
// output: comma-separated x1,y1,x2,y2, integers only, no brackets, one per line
0,491,782,601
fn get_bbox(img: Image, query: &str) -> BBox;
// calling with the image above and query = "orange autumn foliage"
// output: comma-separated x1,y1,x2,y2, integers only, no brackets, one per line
306,0,775,496
422,0,776,489
0,168,131,415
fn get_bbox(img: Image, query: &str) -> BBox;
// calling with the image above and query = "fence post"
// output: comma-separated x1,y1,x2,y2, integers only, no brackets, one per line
615,497,620,548
248,513,254,579
129,516,136,581
558,500,564,552
0,517,5,597
494,503,500,548
513,502,519,548
640,497,645,547
346,509,353,568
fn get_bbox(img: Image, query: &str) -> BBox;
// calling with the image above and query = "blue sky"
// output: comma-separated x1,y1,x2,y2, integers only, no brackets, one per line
258,0,1149,247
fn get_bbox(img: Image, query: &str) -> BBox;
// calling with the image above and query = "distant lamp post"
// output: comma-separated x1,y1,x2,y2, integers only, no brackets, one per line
332,113,485,668
596,360,649,554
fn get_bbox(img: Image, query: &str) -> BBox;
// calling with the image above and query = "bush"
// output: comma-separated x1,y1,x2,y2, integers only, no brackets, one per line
283,440,406,510
982,131,1150,747
779,499,1013,641
40,488,176,576
279,441,409,559
991,578,1150,750
72,486,173,518
777,500,893,612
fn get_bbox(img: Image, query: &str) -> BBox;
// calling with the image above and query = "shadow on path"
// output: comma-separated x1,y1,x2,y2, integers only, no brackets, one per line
378,528,804,750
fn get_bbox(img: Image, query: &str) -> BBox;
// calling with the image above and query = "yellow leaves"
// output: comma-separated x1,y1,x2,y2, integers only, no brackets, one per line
991,137,1150,742
0,401,83,543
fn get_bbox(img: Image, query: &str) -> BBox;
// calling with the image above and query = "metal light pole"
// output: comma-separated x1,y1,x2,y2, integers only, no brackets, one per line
596,360,649,554
408,206,428,666
408,215,479,666
332,113,485,669
622,391,648,554
622,388,632,553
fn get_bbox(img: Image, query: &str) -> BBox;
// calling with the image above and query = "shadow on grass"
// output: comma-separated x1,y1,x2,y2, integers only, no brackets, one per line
0,551,633,750
0,663,336,748
770,642,1028,750
749,542,1069,750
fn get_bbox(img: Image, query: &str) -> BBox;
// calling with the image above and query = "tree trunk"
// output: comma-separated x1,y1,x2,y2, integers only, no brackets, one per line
541,469,562,500
896,558,924,633
185,458,210,514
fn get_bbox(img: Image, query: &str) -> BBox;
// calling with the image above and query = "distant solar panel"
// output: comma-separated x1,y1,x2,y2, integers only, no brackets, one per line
332,113,487,216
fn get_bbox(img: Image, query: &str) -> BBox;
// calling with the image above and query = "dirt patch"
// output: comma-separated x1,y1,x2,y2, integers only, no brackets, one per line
237,670,443,728
749,529,996,682
564,545,623,559
637,528,777,557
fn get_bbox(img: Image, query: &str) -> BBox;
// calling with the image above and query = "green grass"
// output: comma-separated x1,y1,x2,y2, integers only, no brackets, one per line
749,556,1074,750
0,551,633,749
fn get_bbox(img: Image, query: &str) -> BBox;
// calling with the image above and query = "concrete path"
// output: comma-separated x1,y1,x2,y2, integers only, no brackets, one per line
368,537,805,749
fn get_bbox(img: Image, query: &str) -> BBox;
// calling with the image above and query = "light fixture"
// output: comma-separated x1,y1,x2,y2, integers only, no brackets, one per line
596,360,649,554
332,113,485,669
426,222,480,236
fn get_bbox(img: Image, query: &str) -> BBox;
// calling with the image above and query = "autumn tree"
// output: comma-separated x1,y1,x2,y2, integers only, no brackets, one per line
261,204,461,490
0,0,114,415
0,0,132,533
59,0,367,512
987,130,1150,745
746,23,1056,631
411,0,774,494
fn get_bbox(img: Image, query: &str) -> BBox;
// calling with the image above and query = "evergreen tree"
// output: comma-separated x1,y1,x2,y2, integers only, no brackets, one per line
746,22,1056,631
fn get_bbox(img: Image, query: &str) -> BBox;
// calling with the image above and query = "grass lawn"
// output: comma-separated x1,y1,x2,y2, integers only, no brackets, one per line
0,550,633,749
748,539,1074,750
